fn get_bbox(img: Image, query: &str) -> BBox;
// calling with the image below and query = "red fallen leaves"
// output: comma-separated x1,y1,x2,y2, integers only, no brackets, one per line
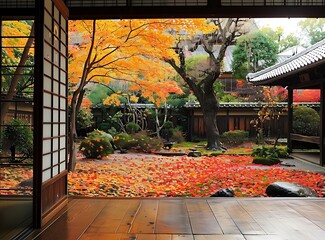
0,166,33,195
68,154,325,198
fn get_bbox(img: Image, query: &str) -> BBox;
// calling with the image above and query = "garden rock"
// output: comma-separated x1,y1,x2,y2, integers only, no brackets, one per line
210,188,234,197
188,151,201,157
17,178,33,188
266,182,317,197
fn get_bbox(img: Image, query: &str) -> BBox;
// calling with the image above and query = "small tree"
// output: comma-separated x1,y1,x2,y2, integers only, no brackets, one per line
2,119,33,162
232,30,278,79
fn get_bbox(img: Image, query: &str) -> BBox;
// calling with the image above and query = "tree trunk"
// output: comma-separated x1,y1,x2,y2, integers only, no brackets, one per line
68,91,78,171
202,105,221,150
0,23,35,124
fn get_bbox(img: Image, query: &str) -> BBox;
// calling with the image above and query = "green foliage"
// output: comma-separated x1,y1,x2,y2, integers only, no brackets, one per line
113,133,134,150
79,130,114,159
170,127,185,143
163,121,174,129
232,31,278,79
252,156,281,166
113,131,162,153
293,106,320,136
87,84,114,106
261,26,300,53
77,108,94,129
131,131,162,153
3,119,33,158
298,18,325,46
167,94,188,107
125,122,140,134
251,145,288,159
221,130,249,146
221,94,239,102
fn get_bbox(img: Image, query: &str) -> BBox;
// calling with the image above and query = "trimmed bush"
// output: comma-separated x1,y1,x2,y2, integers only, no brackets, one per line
125,122,140,134
170,127,185,143
79,130,114,159
113,133,134,150
221,130,249,146
293,106,320,136
252,145,288,159
131,131,162,153
253,156,281,166
3,119,33,161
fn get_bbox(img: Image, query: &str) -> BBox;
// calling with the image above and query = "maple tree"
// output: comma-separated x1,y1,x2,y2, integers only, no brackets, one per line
166,18,250,150
68,19,183,171
0,20,34,124
293,89,321,102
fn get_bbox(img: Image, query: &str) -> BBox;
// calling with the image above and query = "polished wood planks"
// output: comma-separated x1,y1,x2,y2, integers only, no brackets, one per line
30,198,325,240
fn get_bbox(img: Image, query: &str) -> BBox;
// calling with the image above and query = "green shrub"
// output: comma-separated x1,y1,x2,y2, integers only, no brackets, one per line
77,108,94,129
251,145,288,159
131,131,162,153
164,121,174,129
125,122,140,134
98,122,110,132
79,130,114,159
170,127,185,143
252,156,281,166
221,130,249,146
293,106,320,136
3,119,33,160
113,133,134,150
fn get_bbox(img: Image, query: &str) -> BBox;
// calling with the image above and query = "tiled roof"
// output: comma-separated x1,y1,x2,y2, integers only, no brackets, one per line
184,101,320,108
247,39,325,83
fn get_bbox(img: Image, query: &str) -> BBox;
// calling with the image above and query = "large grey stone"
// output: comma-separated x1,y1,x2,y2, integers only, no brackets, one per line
266,182,318,197
210,188,234,197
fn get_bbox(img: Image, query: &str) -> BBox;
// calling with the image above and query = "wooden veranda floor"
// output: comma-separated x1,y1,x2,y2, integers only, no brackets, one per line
29,197,325,240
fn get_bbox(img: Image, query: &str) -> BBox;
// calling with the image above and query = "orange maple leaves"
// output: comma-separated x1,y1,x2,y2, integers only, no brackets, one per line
68,154,325,198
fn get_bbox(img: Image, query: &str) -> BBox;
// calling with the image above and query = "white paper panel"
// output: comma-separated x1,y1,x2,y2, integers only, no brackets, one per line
54,35,59,50
60,84,66,96
43,139,51,154
42,169,51,182
53,81,59,94
43,154,52,170
43,92,52,107
60,98,66,110
53,124,59,137
44,10,52,30
60,137,66,148
53,138,59,150
53,151,59,165
60,162,66,172
43,108,52,122
44,42,52,61
43,124,51,138
53,166,59,177
54,5,60,22
44,59,52,77
60,69,66,83
61,15,66,31
60,110,66,122
44,25,52,43
60,55,66,69
53,55,59,71
60,43,66,56
44,76,52,91
60,124,66,135
53,95,59,108
60,29,66,43
60,150,66,161
44,0,52,12
53,109,59,122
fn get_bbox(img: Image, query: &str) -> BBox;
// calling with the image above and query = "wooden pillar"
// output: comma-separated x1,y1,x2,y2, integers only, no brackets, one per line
287,87,293,153
320,81,325,166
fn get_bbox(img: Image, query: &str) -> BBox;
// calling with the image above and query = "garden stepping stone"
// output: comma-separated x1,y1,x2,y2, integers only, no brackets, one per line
266,181,318,197
187,151,201,157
